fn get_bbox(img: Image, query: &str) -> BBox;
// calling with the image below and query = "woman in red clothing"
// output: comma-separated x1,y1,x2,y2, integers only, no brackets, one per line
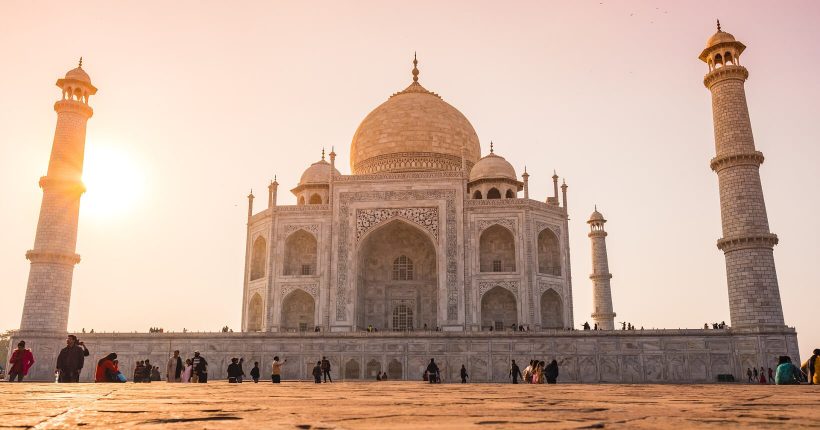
95,353,121,382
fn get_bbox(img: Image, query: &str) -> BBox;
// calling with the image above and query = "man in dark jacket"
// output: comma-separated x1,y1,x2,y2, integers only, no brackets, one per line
227,358,242,383
321,356,332,383
191,351,208,383
545,359,560,384
509,360,523,384
426,358,439,384
56,335,89,382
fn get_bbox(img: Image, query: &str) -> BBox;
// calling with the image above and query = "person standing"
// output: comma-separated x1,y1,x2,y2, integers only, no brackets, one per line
460,365,468,383
746,368,753,383
55,335,89,383
237,358,245,383
8,341,35,382
312,361,322,383
767,367,774,384
321,356,332,383
271,356,286,383
758,366,767,384
227,358,242,383
167,350,183,383
801,348,820,385
250,362,260,383
425,358,439,384
180,359,193,383
509,360,522,384
523,361,534,384
191,351,208,383
545,360,560,384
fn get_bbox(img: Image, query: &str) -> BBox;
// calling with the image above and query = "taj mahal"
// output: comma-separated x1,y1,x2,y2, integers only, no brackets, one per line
11,24,800,383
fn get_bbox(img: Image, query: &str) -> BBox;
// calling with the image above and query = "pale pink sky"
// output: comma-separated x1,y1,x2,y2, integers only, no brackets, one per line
1,1,818,361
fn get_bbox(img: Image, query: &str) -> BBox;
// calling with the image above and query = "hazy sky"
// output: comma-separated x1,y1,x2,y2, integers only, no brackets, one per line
1,1,817,361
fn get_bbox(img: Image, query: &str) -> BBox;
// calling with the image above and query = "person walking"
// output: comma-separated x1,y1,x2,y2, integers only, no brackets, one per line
746,368,753,383
250,362,260,383
55,335,89,383
523,360,534,384
95,353,122,383
237,358,246,383
545,359,559,384
509,360,523,384
460,365,468,383
8,341,35,382
425,358,440,384
191,351,208,383
801,348,820,385
533,361,545,384
312,361,322,383
180,359,193,383
759,366,767,384
167,350,183,383
227,358,242,383
321,356,332,383
271,356,286,383
767,367,774,384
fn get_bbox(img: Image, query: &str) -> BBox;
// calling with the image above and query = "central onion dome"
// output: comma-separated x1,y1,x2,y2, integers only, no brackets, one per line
350,55,481,174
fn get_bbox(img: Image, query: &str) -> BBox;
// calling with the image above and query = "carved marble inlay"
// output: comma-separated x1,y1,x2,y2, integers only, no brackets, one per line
337,190,458,321
282,283,318,299
356,207,438,242
283,224,320,236
478,280,520,299
537,279,563,295
477,218,516,233
535,221,561,237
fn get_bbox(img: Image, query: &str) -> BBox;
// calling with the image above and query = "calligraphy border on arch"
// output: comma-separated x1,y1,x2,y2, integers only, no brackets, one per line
356,207,439,242
281,283,318,300
336,189,457,321
478,280,520,299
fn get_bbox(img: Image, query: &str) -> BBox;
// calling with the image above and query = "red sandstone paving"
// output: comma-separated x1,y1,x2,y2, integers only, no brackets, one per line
0,382,817,429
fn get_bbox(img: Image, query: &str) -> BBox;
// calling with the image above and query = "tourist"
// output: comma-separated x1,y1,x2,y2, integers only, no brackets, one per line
460,364,468,383
144,360,154,382
545,359,559,384
582,322,590,330
746,368,753,383
381,371,387,381
167,350,183,383
271,356,286,383
312,361,322,383
767,367,774,384
191,351,208,383
151,366,161,381
227,358,242,383
523,360,534,383
376,372,382,381
321,356,333,383
95,353,123,383
753,367,758,380
509,360,522,384
426,358,440,384
55,335,89,383
180,359,193,383
775,356,803,385
8,340,35,382
759,367,767,384
250,362,260,383
237,358,245,383
533,361,545,384
800,349,819,385
133,361,144,382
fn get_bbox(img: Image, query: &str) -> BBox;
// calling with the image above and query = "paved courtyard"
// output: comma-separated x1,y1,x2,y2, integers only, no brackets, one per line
1,381,818,429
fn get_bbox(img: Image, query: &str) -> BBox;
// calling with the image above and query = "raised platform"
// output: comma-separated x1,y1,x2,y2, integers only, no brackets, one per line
9,328,800,383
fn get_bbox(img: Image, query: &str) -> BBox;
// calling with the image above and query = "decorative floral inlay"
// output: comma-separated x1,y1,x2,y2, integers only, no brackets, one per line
478,280,520,299
282,283,318,299
356,207,438,242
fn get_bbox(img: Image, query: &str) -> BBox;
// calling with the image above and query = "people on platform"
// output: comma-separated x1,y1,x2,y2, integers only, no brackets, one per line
56,335,89,383
167,350,183,383
227,358,243,383
321,356,332,383
180,359,193,383
460,365,469,383
775,356,803,385
191,351,208,383
312,361,322,383
509,360,522,384
271,356,286,383
150,366,161,381
582,322,591,330
94,353,124,383
801,349,820,385
545,359,559,384
8,341,34,382
425,358,440,384
250,362,260,383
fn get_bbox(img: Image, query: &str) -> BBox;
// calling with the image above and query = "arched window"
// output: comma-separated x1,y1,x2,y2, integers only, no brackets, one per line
724,51,733,65
345,359,361,379
505,189,515,199
281,289,315,331
366,359,382,378
392,302,414,331
284,230,317,276
387,359,403,380
479,225,516,272
247,293,263,331
297,196,305,205
392,255,414,280
540,289,563,328
714,53,723,68
250,236,267,280
473,190,482,199
487,188,501,199
537,228,561,276
481,286,517,330
309,193,322,204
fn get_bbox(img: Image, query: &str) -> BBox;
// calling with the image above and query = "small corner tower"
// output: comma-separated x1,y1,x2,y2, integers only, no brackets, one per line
588,207,615,330
19,59,97,333
700,22,785,328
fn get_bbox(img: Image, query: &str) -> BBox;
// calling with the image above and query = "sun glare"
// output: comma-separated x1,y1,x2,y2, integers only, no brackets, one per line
82,144,145,218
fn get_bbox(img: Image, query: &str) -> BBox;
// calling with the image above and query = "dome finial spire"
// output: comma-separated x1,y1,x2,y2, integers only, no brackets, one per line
716,19,721,32
412,52,419,83
78,57,83,68
490,141,494,153
321,148,326,160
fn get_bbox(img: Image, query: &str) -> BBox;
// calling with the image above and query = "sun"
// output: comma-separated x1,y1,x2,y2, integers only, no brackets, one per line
82,143,145,218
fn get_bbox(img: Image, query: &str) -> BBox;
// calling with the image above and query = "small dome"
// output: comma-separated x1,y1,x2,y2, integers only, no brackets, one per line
65,66,91,84
469,152,517,182
706,30,736,48
299,159,340,185
588,208,606,223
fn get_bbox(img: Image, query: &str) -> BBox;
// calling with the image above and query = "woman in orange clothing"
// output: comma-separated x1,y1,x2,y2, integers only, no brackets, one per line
95,353,120,382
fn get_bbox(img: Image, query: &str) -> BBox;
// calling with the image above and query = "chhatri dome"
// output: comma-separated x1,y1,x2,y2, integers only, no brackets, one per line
299,150,341,185
705,20,736,48
64,58,92,84
468,143,517,182
349,54,481,175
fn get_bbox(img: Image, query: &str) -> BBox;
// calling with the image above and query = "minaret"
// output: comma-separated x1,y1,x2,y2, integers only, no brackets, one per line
588,207,615,330
19,60,97,333
700,21,785,327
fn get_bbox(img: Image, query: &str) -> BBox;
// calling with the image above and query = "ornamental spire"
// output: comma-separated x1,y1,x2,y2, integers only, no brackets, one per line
321,148,326,160
79,57,83,68
716,19,721,32
490,141,494,153
412,52,419,83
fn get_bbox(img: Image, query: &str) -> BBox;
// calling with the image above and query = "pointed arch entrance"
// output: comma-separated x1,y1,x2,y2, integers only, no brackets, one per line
281,289,315,331
540,289,564,328
480,286,517,330
247,293,263,332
